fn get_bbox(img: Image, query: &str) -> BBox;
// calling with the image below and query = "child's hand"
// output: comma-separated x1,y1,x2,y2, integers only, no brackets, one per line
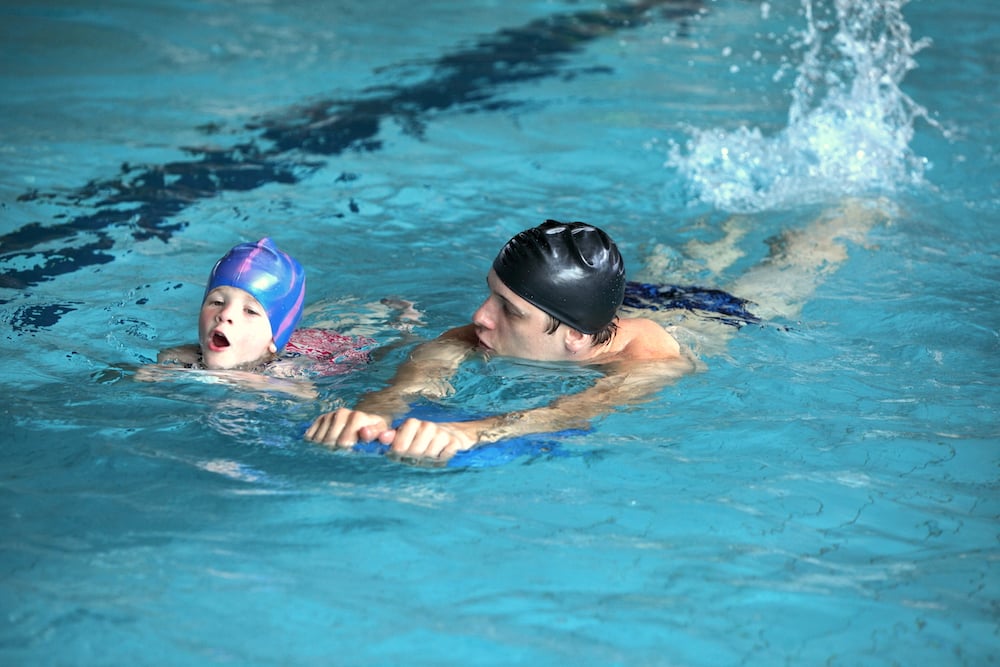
380,297,424,331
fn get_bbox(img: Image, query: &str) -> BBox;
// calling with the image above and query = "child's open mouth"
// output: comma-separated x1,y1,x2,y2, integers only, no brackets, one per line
211,331,231,349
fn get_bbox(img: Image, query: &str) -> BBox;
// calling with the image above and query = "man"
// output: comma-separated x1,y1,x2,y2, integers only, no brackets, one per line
305,220,697,462
306,201,883,462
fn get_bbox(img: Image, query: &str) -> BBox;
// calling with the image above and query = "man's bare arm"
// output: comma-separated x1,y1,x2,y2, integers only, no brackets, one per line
353,325,478,418
305,325,479,448
468,357,693,442
380,355,696,462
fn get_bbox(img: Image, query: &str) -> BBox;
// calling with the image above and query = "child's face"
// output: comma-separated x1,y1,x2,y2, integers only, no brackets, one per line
198,286,276,370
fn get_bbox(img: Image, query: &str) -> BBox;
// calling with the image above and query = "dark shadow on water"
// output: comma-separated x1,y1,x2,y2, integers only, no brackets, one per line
1,0,704,329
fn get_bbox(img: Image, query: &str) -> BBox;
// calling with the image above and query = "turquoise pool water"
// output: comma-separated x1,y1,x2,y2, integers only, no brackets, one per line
2,1,997,665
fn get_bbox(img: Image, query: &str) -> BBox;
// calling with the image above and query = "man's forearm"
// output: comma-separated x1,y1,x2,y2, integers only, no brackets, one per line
459,363,676,446
466,405,592,445
353,329,475,420
354,385,417,422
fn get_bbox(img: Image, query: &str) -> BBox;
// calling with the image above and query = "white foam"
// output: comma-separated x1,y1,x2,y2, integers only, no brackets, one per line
670,0,934,212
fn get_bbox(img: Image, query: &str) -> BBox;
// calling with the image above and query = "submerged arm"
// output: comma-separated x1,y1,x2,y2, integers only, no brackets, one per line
156,344,201,365
382,356,694,462
355,326,476,417
305,325,477,446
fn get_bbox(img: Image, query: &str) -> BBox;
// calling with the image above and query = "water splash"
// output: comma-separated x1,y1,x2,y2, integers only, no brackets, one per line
669,0,934,212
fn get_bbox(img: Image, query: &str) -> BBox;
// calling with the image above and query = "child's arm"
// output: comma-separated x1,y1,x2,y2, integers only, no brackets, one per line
156,344,201,366
141,345,317,399
201,368,318,400
135,362,317,399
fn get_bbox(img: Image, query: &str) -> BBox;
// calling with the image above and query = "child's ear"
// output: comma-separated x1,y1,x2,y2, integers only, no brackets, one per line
269,341,278,354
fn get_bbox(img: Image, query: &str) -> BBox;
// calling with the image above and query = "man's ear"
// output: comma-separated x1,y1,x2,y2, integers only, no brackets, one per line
563,327,590,355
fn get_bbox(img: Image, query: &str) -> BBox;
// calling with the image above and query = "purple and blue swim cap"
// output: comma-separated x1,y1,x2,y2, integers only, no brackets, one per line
205,238,306,351
492,220,625,334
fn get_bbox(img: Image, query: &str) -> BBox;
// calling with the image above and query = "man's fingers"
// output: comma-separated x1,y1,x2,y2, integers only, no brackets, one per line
358,424,394,444
389,419,458,461
306,408,386,448
304,410,335,441
310,414,463,464
389,419,429,456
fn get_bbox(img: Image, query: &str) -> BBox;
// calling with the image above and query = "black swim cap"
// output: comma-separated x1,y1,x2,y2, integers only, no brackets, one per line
492,220,625,334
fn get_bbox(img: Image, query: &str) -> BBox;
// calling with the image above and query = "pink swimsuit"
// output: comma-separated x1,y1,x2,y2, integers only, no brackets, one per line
284,328,374,375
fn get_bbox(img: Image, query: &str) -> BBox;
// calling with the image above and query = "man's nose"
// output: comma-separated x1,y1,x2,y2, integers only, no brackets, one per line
472,299,493,329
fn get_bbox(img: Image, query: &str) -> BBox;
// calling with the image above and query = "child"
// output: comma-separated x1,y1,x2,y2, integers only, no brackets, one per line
157,237,308,372
140,237,378,400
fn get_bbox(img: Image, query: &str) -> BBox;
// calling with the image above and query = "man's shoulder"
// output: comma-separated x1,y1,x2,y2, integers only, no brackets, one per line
439,324,478,344
618,316,672,338
408,325,477,362
616,317,682,360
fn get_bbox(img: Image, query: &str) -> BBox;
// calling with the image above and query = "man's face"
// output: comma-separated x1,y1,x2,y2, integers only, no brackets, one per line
471,269,569,362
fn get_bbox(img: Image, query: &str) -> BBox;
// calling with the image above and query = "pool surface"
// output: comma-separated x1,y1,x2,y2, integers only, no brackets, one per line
1,1,997,665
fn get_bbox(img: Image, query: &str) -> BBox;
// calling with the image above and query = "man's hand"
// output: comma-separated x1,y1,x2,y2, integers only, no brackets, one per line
305,408,392,448
381,419,478,463
305,408,479,464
